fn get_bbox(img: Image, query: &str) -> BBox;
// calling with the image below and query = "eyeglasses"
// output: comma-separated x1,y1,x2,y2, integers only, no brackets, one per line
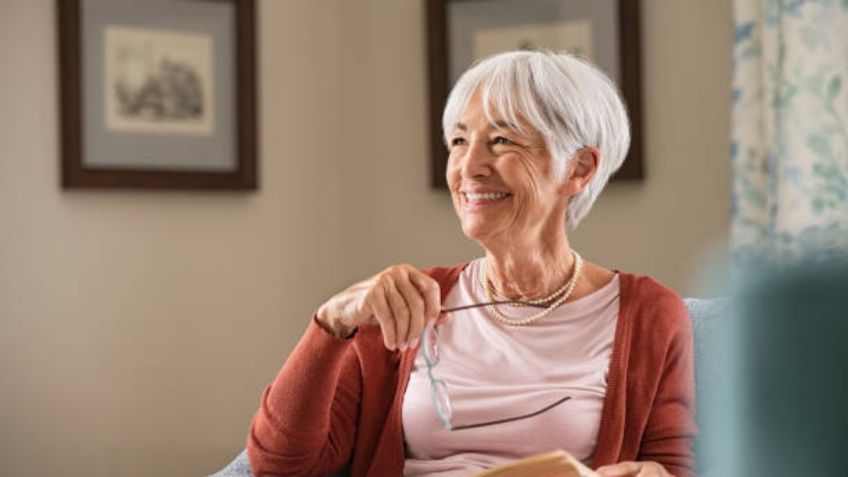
421,300,572,431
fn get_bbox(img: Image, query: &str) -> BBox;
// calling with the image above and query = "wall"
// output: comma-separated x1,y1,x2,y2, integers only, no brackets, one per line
0,0,731,475
0,1,346,475
572,1,732,292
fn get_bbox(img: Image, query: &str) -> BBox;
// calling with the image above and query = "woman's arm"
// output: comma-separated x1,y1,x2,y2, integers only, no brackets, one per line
246,264,444,476
246,318,362,477
598,298,697,477
637,299,698,477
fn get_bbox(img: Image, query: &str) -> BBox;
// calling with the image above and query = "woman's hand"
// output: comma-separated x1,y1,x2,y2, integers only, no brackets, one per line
315,264,441,350
596,461,673,477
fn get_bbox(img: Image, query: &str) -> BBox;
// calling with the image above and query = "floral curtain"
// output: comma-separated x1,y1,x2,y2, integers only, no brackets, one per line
731,0,848,264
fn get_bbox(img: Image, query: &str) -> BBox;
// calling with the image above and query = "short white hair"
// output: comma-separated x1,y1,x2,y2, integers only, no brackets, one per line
442,50,631,230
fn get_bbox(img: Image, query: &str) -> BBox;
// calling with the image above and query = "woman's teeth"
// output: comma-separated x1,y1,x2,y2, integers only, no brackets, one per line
464,192,510,202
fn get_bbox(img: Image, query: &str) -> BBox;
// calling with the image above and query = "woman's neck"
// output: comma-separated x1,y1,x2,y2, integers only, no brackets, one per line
482,233,575,301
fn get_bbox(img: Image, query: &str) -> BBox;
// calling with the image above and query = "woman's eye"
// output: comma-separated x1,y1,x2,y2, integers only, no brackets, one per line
450,137,467,147
493,136,513,145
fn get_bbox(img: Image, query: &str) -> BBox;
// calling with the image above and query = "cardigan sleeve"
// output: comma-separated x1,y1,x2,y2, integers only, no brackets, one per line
637,298,698,477
245,263,465,477
246,316,362,477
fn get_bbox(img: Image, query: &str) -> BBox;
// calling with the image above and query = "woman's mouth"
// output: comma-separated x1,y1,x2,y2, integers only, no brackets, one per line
462,192,512,210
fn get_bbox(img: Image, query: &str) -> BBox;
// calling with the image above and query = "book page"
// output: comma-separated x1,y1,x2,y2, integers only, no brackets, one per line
474,450,599,477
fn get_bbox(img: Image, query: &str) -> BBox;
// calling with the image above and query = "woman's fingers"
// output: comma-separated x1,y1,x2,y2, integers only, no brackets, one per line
597,461,669,477
382,274,413,350
369,286,397,350
317,264,439,347
597,462,643,477
408,271,442,326
347,264,442,351
392,277,425,350
384,274,414,349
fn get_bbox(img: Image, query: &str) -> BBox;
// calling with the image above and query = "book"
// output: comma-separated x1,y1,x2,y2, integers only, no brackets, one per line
473,450,599,477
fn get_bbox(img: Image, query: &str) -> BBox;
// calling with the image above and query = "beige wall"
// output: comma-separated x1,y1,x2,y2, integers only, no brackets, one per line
0,0,730,476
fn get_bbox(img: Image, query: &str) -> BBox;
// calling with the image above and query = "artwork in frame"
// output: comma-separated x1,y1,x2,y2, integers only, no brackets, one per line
426,0,644,188
58,0,257,189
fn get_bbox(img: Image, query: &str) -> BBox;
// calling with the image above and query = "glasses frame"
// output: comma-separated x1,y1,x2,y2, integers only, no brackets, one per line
421,300,572,431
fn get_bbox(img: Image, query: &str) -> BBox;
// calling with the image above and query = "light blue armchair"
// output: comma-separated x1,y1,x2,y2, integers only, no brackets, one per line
210,298,726,477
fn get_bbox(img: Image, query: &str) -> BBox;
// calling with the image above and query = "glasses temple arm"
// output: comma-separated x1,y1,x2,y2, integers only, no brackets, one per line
449,395,573,431
441,299,548,314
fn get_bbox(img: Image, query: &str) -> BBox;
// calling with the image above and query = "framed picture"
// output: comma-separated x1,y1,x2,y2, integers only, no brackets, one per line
426,0,644,188
58,0,257,189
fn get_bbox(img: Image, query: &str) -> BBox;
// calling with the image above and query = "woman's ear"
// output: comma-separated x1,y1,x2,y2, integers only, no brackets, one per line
561,147,600,196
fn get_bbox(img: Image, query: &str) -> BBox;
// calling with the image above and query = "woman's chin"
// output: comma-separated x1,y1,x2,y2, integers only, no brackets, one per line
460,221,500,244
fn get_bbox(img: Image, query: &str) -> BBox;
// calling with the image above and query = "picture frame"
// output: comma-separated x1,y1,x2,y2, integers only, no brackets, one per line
57,0,257,189
426,0,644,188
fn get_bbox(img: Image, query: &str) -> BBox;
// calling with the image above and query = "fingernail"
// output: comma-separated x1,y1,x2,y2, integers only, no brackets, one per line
410,338,419,348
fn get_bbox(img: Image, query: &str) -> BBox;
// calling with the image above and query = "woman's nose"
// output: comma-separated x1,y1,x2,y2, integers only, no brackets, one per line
459,141,493,178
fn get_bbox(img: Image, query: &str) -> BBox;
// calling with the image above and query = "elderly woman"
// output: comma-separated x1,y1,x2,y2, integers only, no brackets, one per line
247,51,696,477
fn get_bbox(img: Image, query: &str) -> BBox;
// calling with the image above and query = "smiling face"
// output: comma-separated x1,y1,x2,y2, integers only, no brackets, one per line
446,95,571,247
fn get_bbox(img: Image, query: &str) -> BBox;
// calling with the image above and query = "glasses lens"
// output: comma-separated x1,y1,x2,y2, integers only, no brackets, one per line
422,326,440,365
431,379,453,428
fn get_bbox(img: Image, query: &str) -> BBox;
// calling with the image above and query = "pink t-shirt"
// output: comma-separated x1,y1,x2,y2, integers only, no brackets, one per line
403,258,620,476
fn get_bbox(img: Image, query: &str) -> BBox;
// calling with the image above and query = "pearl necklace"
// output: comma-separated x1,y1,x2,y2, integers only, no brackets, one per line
481,250,584,326
479,257,573,306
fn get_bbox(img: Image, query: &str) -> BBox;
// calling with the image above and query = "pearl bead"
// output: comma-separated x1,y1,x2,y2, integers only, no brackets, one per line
480,250,584,327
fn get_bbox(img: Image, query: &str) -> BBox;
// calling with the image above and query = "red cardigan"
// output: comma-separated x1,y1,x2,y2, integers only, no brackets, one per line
247,265,697,477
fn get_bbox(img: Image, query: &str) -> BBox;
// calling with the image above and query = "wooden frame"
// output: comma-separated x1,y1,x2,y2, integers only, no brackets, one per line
426,0,644,188
57,0,257,189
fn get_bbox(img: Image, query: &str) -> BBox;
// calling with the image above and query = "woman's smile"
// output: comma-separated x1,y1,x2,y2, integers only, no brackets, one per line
461,190,513,211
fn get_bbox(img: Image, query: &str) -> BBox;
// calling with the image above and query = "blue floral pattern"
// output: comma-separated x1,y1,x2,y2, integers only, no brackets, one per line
731,0,848,264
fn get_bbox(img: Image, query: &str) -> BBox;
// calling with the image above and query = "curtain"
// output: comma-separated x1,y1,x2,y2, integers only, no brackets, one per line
731,0,848,264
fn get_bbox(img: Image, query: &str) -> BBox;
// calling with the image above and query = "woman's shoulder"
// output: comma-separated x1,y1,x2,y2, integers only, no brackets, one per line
618,271,684,302
617,271,691,333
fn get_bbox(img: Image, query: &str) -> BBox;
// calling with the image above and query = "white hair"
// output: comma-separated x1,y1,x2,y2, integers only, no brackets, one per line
442,50,631,230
